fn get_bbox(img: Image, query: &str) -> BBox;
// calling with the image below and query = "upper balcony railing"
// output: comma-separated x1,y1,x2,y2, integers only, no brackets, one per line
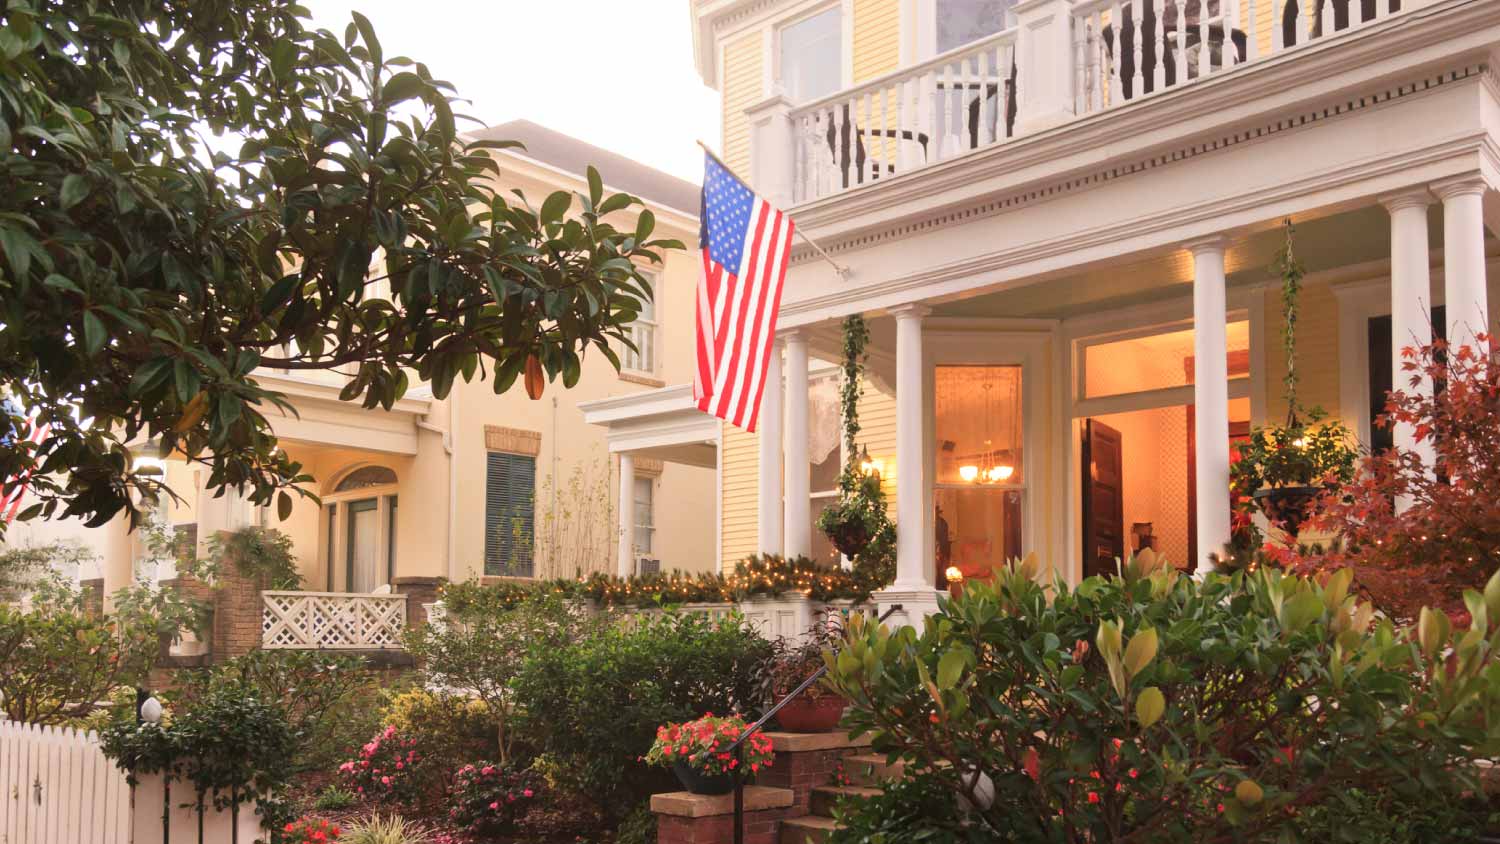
767,0,1410,205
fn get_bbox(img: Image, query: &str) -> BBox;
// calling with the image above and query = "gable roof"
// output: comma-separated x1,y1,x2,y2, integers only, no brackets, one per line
467,119,700,218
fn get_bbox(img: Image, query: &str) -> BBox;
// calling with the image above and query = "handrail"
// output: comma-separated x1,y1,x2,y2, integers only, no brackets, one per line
787,27,1018,118
728,604,902,844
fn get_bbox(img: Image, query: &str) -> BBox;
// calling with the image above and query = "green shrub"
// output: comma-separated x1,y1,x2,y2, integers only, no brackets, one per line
311,785,358,812
379,688,497,783
512,609,772,823
826,551,1500,842
171,650,377,773
205,526,303,590
614,805,657,844
828,777,989,844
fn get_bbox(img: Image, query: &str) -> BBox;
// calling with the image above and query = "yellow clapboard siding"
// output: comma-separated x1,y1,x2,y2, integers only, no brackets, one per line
852,0,901,83
721,30,764,178
1264,283,1341,423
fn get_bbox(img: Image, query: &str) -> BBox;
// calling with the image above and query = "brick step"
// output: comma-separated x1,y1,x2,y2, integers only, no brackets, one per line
779,815,839,844
808,784,882,818
842,753,905,787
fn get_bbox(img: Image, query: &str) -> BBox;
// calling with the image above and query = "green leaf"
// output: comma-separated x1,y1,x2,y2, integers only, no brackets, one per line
381,72,425,105
1279,590,1323,635
1135,686,1165,728
540,192,570,226
350,10,382,67
936,648,966,690
1123,626,1158,679
82,310,106,356
586,166,603,208
60,174,90,210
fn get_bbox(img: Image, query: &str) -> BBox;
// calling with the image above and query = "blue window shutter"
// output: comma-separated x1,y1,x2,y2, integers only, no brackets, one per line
484,452,536,577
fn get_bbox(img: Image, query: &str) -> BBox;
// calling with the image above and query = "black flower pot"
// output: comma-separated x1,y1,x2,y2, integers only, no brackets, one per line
1253,485,1323,535
672,761,735,795
826,519,872,559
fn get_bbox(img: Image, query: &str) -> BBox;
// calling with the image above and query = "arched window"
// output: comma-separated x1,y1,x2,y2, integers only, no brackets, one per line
334,465,397,493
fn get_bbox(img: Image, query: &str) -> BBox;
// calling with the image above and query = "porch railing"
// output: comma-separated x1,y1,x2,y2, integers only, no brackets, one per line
261,591,407,650
789,29,1018,203
771,0,1411,204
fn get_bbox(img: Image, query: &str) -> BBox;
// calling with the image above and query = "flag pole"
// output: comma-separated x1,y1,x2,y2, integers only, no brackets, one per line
696,140,851,279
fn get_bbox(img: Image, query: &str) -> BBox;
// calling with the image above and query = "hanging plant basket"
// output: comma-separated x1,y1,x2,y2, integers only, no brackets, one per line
1252,485,1323,536
822,503,874,558
815,314,896,568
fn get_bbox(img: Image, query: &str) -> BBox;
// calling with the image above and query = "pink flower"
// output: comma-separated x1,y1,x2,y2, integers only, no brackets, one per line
381,776,391,786
489,802,499,810
481,766,495,775
523,789,534,798
395,762,403,770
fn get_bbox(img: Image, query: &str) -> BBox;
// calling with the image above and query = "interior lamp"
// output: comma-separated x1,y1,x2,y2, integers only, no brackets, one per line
958,465,980,482
945,566,964,584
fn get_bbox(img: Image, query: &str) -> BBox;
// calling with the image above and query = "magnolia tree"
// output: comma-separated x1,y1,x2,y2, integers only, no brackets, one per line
0,1,676,533
827,551,1500,842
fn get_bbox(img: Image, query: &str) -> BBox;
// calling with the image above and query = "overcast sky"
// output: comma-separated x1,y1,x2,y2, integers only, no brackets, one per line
304,0,720,184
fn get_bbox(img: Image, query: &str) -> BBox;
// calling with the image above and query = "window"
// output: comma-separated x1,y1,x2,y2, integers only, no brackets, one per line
1080,321,1250,400
633,477,654,555
621,271,658,374
485,451,536,577
935,0,1015,53
808,373,842,567
780,7,842,103
335,465,399,492
935,366,1025,580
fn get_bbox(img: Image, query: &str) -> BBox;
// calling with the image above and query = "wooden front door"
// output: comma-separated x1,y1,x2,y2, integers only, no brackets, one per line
1081,420,1125,579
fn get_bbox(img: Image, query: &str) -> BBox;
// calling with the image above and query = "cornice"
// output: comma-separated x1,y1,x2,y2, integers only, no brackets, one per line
783,0,1498,255
780,131,1489,322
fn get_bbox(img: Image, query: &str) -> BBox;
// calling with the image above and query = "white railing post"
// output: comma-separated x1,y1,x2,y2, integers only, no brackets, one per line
746,90,797,209
1015,0,1079,132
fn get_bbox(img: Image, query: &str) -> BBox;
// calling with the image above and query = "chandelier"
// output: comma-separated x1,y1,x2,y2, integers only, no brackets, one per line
957,376,1019,485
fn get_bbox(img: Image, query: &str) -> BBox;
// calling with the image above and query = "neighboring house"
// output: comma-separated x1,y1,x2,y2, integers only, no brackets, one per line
67,120,715,621
641,0,1500,624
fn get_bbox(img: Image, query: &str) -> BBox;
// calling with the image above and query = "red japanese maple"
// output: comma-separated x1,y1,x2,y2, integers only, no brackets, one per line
1298,337,1500,619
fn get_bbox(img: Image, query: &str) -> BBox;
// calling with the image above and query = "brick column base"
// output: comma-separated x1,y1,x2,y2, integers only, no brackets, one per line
755,731,871,813
393,576,444,630
652,787,796,844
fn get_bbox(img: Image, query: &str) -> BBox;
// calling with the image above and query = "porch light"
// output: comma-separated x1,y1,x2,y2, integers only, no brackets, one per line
858,445,881,479
945,566,964,584
959,465,980,482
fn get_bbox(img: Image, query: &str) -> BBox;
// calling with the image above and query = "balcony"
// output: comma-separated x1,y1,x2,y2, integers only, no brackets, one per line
763,0,1414,206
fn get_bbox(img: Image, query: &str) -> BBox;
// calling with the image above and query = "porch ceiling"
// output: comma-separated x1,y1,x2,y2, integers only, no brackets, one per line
578,384,719,469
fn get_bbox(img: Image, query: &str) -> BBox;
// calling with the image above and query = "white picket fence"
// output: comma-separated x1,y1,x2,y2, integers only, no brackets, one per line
0,720,131,844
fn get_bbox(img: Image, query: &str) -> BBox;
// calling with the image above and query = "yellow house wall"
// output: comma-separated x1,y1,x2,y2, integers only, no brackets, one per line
722,29,763,176
1263,282,1342,424
852,0,900,82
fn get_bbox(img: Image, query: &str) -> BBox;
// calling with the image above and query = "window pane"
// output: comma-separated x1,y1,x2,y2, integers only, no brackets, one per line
936,0,1014,53
781,8,842,103
935,365,1024,485
633,477,654,555
1083,321,1250,399
935,488,1023,579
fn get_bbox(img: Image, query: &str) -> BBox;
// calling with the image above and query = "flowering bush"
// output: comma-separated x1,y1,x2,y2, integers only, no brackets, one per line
642,714,773,778
826,550,1500,841
446,761,541,836
339,725,421,802
280,817,340,844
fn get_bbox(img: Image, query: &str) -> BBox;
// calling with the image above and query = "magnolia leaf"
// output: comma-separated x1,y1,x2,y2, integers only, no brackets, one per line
1323,568,1353,612
937,648,966,690
1096,619,1123,660
1279,590,1323,636
1135,686,1165,728
1417,607,1451,660
1123,627,1158,679
1484,569,1500,622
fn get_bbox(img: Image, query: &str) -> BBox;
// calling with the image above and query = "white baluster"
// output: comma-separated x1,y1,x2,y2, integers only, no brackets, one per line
1110,3,1124,106
1295,0,1309,46
860,92,872,183
876,86,888,180
977,50,993,147
1153,0,1167,92
1130,0,1144,99
1073,17,1087,115
917,67,934,166
1246,0,1259,61
1374,0,1389,21
1198,0,1211,77
1224,0,1240,66
845,97,857,188
1091,14,1105,112
1272,0,1284,51
1006,42,1019,135
897,77,911,173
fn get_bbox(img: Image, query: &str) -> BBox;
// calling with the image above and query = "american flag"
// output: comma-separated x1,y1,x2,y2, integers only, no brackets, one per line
1,401,49,525
693,152,794,432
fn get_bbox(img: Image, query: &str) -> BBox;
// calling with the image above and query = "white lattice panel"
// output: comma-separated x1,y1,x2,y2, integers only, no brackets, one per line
261,591,407,650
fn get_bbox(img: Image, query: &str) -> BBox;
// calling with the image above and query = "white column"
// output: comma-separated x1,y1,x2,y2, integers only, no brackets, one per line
1187,237,1230,574
1380,188,1436,472
1434,176,1490,355
893,305,932,588
783,330,812,559
617,453,635,577
757,341,785,556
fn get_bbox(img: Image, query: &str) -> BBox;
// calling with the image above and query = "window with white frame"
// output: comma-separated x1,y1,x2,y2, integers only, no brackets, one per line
621,270,658,374
633,476,655,555
934,365,1025,582
779,6,842,104
933,0,1016,53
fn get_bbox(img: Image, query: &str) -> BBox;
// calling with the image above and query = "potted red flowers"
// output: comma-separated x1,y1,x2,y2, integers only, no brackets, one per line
644,714,774,795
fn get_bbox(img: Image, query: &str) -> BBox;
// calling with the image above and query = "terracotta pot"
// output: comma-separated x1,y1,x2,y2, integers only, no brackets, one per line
774,693,847,733
672,761,735,795
1253,485,1323,535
